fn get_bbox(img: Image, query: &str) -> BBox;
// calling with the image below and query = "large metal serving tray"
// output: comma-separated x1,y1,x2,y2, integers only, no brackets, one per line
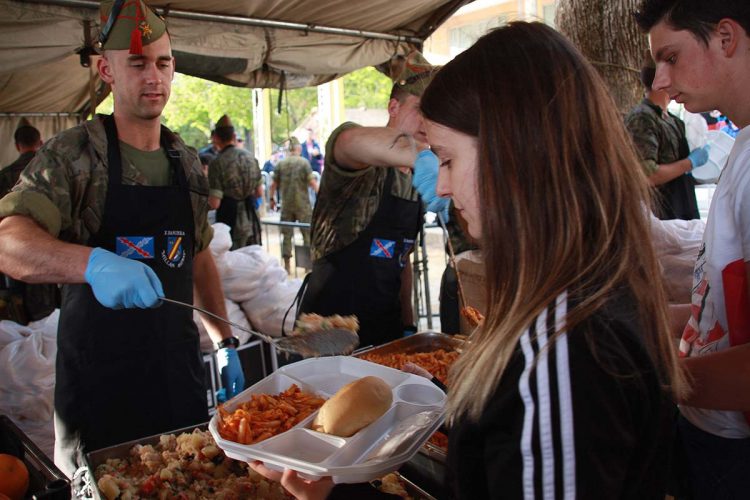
355,331,464,465
84,423,436,500
83,423,208,500
355,331,465,357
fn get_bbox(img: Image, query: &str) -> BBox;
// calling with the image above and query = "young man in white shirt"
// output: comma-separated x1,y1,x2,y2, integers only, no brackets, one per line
635,1,750,497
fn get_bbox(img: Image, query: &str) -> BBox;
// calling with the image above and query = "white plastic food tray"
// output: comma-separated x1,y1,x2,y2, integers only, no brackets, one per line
694,130,735,184
209,356,446,483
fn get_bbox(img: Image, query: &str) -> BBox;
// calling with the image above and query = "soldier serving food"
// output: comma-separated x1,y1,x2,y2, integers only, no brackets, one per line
0,0,245,476
296,51,437,348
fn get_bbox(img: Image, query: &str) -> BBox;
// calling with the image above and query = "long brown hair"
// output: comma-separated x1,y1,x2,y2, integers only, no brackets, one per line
421,22,687,422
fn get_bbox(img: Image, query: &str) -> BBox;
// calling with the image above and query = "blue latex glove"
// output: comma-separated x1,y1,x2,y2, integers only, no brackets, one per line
217,347,245,399
413,149,450,221
84,247,164,309
687,145,710,169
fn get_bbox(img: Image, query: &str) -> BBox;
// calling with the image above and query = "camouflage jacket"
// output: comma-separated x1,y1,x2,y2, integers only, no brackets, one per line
273,155,313,212
625,99,688,175
310,122,419,261
208,145,261,201
0,151,35,198
0,115,213,251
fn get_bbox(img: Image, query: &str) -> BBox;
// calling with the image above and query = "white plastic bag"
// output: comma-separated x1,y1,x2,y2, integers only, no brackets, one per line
650,215,705,302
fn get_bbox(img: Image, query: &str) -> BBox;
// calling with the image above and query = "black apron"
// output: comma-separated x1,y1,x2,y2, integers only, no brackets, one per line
55,116,207,468
214,145,262,246
298,169,421,348
655,121,700,221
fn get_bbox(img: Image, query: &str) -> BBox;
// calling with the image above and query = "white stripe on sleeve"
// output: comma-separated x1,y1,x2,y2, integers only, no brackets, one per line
555,291,576,500
519,328,537,500
535,308,556,500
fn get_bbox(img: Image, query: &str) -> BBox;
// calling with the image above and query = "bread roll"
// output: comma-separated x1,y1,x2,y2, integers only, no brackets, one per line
312,376,392,437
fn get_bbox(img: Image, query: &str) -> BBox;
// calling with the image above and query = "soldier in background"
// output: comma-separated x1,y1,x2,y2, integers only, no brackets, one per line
269,137,319,273
0,119,58,324
297,51,435,348
208,114,263,249
0,0,244,475
625,58,710,220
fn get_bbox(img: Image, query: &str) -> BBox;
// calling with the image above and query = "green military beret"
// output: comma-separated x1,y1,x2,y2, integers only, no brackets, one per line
288,136,300,148
213,114,234,135
393,50,438,97
98,0,167,54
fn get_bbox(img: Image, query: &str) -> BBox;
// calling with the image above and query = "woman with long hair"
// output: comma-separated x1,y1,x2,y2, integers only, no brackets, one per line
251,21,686,499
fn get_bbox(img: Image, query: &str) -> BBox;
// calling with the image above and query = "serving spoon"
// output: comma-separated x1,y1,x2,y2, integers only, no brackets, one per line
161,297,360,357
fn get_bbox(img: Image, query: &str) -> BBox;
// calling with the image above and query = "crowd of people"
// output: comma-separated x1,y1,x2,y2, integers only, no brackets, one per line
0,0,748,498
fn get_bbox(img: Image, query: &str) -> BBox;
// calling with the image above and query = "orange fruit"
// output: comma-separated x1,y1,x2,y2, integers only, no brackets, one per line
0,454,29,500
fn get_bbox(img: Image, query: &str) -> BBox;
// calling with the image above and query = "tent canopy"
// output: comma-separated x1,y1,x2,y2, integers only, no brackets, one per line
0,0,470,164
0,0,470,115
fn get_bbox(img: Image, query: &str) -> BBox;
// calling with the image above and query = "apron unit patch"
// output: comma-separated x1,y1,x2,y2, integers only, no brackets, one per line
370,238,396,259
116,236,154,259
162,231,187,268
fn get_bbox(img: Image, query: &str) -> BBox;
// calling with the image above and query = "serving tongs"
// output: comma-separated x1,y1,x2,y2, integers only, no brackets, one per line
161,297,360,357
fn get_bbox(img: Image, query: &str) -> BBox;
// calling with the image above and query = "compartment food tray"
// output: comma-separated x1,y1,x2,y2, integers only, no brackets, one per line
209,356,446,484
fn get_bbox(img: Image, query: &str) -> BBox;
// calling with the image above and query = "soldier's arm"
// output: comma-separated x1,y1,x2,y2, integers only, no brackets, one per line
208,157,222,209
625,113,691,185
648,158,693,186
0,215,90,283
333,127,418,171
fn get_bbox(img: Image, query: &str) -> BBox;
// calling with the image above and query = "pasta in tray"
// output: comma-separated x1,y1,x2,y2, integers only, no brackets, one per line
217,384,326,445
94,429,291,500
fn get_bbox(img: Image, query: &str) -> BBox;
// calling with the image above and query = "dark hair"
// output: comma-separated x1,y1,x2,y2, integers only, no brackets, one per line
214,126,234,143
640,65,656,89
420,21,686,419
634,0,750,44
388,84,410,103
14,125,41,148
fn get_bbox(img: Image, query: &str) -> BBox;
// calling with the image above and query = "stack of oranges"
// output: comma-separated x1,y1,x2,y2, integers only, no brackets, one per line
0,454,29,500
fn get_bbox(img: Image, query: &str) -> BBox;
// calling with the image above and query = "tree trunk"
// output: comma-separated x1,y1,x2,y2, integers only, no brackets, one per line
555,0,648,115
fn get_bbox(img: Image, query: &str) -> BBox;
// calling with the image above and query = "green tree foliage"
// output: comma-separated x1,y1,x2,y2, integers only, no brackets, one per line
95,67,391,149
343,67,391,109
270,86,317,145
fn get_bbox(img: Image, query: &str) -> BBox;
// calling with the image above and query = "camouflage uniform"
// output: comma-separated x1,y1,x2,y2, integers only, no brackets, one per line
273,155,314,258
0,115,213,251
208,146,262,250
310,122,419,261
625,99,699,220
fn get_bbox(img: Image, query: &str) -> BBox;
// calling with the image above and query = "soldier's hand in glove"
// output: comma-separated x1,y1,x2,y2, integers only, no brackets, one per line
688,145,710,169
84,247,164,309
412,149,450,221
217,347,245,399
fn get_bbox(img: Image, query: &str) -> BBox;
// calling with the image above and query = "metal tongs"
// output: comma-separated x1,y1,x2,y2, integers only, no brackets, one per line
161,297,360,357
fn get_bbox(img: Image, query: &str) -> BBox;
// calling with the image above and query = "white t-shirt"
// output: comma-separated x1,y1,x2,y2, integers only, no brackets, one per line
679,125,750,438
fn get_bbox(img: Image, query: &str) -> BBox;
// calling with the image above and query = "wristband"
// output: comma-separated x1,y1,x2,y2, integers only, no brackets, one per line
217,336,240,350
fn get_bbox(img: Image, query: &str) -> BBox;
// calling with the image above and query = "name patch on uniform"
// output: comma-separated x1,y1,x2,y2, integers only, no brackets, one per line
370,238,396,259
161,230,186,269
116,236,154,259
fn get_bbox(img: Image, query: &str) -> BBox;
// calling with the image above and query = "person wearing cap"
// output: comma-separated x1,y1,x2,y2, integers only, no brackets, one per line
296,51,437,348
269,137,319,273
207,114,263,250
0,120,59,324
0,0,244,475
624,57,710,220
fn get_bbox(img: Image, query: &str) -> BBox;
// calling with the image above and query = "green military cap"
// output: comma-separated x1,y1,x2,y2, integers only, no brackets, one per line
393,50,437,97
288,136,300,148
98,0,167,55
